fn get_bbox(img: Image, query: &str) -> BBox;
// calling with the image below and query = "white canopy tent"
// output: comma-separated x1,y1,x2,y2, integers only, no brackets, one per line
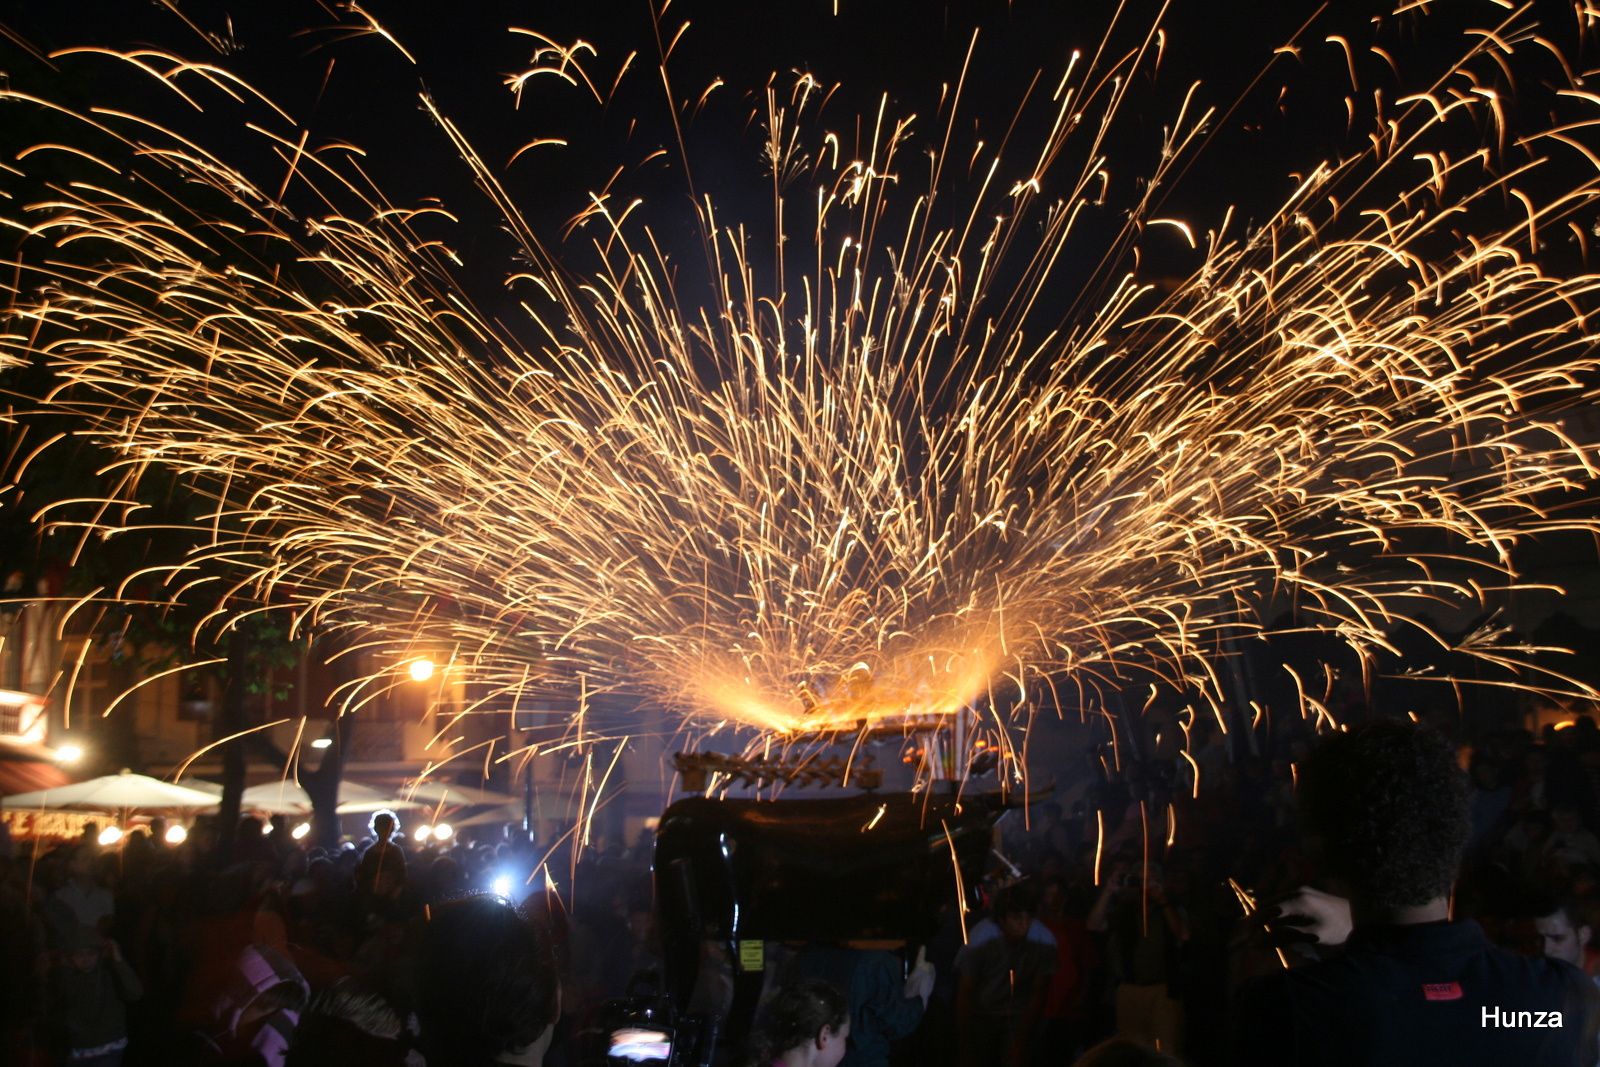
225,779,424,815
1,770,222,812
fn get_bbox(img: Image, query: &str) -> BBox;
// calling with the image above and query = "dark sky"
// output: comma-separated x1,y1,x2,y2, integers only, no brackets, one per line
0,0,1583,326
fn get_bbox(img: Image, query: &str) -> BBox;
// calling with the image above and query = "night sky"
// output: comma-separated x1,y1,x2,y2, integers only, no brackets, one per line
0,0,1489,321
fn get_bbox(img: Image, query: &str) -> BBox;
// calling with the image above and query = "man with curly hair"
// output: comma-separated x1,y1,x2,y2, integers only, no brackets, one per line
1234,720,1597,1066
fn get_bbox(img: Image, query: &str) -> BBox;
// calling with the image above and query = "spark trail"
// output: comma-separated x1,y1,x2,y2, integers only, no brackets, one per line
2,1,1598,783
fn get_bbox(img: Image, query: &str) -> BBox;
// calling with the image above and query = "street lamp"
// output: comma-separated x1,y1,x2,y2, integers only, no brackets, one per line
408,657,436,683
55,743,83,764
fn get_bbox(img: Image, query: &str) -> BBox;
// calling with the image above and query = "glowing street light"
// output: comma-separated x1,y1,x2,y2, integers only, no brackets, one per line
164,824,188,845
407,657,436,683
292,822,311,840
55,743,84,764
434,822,453,841
309,737,333,750
97,825,123,846
414,824,434,843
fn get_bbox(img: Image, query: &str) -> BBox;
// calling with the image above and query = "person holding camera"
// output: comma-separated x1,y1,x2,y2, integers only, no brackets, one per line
1087,855,1189,1056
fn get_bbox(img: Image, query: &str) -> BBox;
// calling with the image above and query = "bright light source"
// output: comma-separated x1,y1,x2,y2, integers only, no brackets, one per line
408,658,436,683
56,743,84,764
164,824,188,845
434,822,453,841
261,821,273,835
310,737,333,750
98,826,123,847
414,824,434,843
491,874,513,898
292,822,311,840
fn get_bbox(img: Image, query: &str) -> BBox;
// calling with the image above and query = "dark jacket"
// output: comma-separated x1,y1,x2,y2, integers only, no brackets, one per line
1234,919,1596,1066
48,943,142,1054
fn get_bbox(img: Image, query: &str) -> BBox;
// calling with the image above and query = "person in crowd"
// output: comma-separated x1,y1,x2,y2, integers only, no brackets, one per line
1236,720,1597,1066
598,883,661,997
0,854,45,1063
351,843,412,959
745,979,851,1067
192,942,309,1065
357,811,406,897
233,817,278,869
1505,807,1558,887
1535,898,1600,983
413,892,560,1067
284,976,420,1067
965,883,1060,955
56,844,113,934
956,886,1057,1067
1468,756,1513,855
43,904,143,1067
1549,806,1600,870
1037,877,1095,1059
1089,857,1188,1055
790,943,933,1067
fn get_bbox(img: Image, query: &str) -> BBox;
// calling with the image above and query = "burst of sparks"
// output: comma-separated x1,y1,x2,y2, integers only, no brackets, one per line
1,1,1598,792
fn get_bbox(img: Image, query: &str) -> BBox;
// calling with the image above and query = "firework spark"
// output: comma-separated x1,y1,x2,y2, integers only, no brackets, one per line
1,1,1598,785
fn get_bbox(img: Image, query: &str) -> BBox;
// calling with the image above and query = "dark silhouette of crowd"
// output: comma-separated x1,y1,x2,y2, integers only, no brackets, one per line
3,704,1600,1065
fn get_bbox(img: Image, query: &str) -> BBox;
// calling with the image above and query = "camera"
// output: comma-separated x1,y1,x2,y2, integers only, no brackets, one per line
602,996,717,1067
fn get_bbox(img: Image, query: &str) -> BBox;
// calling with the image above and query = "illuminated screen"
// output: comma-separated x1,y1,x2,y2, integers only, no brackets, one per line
608,1027,673,1064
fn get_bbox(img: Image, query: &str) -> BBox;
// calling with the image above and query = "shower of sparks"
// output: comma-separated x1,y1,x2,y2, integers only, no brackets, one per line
2,0,1600,790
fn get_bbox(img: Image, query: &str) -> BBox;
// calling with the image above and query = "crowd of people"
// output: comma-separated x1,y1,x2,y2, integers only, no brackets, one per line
2,705,1600,1065
958,710,1600,1065
0,806,634,1066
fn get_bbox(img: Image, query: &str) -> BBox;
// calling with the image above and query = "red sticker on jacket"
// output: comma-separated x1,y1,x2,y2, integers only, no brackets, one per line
1422,982,1463,1001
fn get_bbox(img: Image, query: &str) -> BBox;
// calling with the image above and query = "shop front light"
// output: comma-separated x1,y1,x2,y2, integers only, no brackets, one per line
98,826,123,847
292,822,311,840
164,824,188,846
